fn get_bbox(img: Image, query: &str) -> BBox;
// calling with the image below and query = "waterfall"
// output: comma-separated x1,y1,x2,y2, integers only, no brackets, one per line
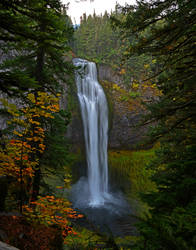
73,58,109,207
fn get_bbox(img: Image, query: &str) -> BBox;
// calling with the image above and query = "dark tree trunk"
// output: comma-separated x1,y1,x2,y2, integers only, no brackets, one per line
31,167,41,201
31,21,45,201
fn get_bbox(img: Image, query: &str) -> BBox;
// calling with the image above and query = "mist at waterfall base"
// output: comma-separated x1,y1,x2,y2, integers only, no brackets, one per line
70,58,133,235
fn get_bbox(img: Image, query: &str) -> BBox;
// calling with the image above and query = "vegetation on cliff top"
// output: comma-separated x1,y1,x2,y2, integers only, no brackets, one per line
73,9,154,86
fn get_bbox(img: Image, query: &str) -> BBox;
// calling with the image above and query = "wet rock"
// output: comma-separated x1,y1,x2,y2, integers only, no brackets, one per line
0,241,19,250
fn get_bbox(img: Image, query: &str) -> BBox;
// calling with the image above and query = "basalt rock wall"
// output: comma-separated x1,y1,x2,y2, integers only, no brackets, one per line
66,64,154,150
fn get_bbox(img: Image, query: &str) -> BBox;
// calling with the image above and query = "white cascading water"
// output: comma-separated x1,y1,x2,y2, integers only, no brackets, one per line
73,58,109,207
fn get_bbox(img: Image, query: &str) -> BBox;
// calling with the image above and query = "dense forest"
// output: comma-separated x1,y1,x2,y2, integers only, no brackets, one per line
73,9,154,85
0,0,195,249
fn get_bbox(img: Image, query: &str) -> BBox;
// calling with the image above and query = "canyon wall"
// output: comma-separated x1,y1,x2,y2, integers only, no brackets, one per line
66,63,155,150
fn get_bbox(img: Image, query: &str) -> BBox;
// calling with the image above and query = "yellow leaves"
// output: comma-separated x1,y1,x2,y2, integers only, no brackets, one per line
32,136,41,142
27,92,60,114
112,83,121,91
35,126,44,132
123,50,130,56
10,92,60,128
1,91,61,189
11,118,26,126
0,98,18,115
7,108,20,117
119,68,126,75
0,138,36,179
51,104,60,112
39,143,45,151
12,112,20,117
29,119,40,125
144,64,150,69
26,137,33,141
1,134,40,180
132,82,139,89
13,130,23,137
23,205,33,213
34,127,45,139
36,91,59,107
43,112,54,118
27,93,36,103
24,143,31,149
32,114,40,118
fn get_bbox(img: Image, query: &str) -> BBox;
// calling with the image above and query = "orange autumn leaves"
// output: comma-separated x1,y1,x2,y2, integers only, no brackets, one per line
0,139,35,179
0,91,83,241
23,195,83,242
0,92,59,180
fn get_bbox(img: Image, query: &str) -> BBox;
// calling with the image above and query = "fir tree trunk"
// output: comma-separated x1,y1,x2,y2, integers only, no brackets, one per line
31,167,41,201
31,21,45,201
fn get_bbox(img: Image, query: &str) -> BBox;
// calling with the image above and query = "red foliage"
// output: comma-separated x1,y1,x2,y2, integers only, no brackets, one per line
0,215,61,250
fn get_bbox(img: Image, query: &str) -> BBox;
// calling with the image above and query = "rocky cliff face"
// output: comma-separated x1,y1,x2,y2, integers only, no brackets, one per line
98,65,148,149
60,83,84,149
101,80,150,149
98,64,123,85
108,105,148,149
66,64,157,150
0,61,155,150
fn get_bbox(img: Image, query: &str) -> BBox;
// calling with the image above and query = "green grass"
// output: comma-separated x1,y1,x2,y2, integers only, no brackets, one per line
64,225,139,249
108,147,157,216
41,150,84,197
63,226,101,250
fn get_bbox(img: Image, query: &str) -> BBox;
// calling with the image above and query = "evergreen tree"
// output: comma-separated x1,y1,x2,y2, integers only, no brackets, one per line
114,0,196,249
0,0,74,203
74,9,152,86
0,0,74,96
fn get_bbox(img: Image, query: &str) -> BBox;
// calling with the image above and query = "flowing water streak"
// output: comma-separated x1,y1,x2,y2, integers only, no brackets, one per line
74,58,109,207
